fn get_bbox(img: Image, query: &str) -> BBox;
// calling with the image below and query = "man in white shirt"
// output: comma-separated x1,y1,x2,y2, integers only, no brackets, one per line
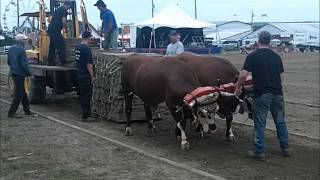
166,30,184,56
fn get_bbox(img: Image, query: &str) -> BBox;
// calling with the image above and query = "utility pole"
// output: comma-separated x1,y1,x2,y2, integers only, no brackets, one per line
0,0,2,32
194,0,198,19
152,0,155,18
17,0,20,29
250,10,254,30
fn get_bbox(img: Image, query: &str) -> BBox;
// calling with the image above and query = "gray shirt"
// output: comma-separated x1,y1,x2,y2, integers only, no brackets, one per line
166,41,184,56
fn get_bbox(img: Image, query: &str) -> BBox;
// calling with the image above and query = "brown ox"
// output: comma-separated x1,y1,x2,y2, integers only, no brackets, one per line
121,54,216,150
177,52,242,142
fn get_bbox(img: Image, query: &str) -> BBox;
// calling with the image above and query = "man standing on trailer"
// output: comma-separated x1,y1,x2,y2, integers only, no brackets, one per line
47,1,72,66
75,31,96,122
94,0,118,51
7,34,33,118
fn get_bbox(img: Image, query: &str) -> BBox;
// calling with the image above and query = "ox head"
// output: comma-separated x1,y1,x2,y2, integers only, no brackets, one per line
183,92,220,134
184,90,243,134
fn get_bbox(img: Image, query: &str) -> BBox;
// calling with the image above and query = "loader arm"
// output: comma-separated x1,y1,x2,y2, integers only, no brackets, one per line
80,0,90,32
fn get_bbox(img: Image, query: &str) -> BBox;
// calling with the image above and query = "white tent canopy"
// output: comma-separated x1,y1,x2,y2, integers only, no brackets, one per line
135,2,214,29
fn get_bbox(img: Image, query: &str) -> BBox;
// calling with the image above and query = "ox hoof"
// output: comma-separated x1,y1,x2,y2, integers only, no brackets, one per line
125,127,133,136
181,141,191,151
199,131,205,139
176,136,182,142
148,125,156,134
226,136,236,144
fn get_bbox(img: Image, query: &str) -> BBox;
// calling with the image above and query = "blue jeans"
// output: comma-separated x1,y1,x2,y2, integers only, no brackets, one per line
102,29,118,50
253,93,289,154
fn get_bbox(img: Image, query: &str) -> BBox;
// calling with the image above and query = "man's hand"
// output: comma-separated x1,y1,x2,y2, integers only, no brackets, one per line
63,28,68,34
100,31,104,37
234,70,250,97
235,87,242,97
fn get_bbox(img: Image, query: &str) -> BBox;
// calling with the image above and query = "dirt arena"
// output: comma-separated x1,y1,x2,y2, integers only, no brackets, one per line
0,52,319,179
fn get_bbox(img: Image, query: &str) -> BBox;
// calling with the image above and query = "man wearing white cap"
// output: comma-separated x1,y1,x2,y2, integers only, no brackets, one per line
7,34,33,118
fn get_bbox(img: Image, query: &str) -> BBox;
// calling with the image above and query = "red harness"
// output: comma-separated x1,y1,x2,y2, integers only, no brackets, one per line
184,76,253,105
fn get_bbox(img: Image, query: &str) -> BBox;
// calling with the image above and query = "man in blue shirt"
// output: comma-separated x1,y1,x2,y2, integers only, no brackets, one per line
235,31,290,161
75,31,95,122
7,34,33,118
94,0,118,51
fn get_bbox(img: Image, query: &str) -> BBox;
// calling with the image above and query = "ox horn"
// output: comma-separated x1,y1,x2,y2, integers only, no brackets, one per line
196,92,220,106
220,92,243,103
220,92,236,97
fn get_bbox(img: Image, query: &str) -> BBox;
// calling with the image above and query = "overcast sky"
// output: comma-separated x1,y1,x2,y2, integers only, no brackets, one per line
1,0,319,29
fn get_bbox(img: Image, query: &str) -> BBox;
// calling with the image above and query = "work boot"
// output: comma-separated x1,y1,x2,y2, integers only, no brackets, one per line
282,149,291,157
246,150,266,161
8,114,22,118
81,116,97,123
25,111,38,117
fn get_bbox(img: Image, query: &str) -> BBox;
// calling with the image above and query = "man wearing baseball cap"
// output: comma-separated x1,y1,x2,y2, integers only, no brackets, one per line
7,34,33,118
166,30,184,56
94,0,118,51
75,31,96,122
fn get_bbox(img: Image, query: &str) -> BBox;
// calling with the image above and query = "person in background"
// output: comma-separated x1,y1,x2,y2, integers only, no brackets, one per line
7,34,33,118
47,1,72,66
94,0,118,51
235,31,290,161
75,31,96,122
166,30,184,56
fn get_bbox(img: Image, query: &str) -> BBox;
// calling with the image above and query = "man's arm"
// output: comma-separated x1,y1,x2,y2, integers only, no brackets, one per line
62,17,68,32
86,48,94,80
235,70,249,96
280,73,284,85
20,50,31,76
86,64,94,80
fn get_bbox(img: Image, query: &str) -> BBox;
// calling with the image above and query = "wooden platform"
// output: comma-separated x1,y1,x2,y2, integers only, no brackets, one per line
29,64,76,71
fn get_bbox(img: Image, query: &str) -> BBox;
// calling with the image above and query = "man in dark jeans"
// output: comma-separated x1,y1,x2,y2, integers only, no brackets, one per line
235,31,290,161
75,31,95,122
7,34,33,118
47,1,72,66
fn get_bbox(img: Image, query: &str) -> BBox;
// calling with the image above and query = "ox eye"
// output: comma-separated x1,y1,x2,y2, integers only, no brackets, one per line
198,110,207,118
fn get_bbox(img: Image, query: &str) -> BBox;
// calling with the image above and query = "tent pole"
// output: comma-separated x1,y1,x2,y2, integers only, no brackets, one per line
149,30,152,52
149,0,155,52
153,26,156,48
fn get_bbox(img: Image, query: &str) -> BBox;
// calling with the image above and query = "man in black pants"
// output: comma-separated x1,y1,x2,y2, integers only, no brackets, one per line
7,34,33,118
75,31,95,122
47,1,72,66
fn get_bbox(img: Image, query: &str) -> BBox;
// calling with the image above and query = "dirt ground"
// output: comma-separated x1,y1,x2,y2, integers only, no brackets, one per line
0,52,320,179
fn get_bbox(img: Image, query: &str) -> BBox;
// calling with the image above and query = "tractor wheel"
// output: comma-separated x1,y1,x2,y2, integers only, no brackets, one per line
28,76,46,104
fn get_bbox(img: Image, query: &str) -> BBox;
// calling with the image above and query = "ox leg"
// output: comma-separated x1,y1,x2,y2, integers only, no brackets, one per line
170,106,190,150
144,104,156,133
226,115,236,143
177,121,190,150
124,92,134,136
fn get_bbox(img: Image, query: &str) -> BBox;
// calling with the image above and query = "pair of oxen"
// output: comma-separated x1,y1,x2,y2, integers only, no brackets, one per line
121,52,252,150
